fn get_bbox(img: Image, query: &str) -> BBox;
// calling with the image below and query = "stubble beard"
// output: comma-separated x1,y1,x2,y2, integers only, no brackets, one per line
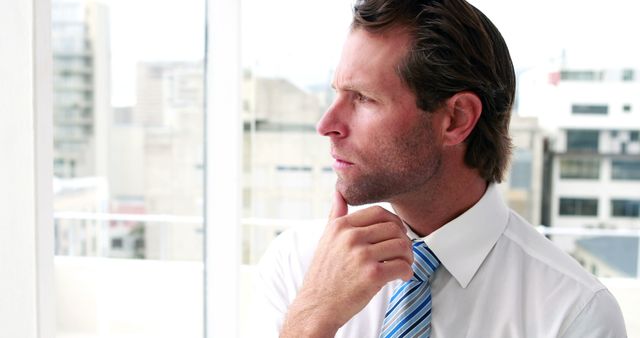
337,122,442,206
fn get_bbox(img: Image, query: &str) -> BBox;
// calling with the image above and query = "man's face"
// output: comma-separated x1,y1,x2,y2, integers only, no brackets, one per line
317,28,444,205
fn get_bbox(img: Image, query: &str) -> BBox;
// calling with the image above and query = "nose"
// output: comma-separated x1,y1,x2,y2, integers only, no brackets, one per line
316,97,348,138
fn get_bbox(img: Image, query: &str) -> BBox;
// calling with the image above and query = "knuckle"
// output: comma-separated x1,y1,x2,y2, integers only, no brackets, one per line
365,262,383,280
398,238,412,252
385,221,404,235
404,238,414,251
382,221,396,232
343,229,360,247
354,246,370,262
402,264,414,280
373,206,388,217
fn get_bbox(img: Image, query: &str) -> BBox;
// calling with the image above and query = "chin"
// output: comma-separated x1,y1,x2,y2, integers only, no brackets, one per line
339,182,389,206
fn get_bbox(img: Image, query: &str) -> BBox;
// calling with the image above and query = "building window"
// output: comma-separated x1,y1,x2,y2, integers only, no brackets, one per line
560,158,600,179
611,199,640,217
622,69,635,81
611,159,640,180
560,70,602,81
111,237,123,249
623,104,632,113
571,104,608,115
276,165,312,172
630,131,639,141
566,130,599,153
559,198,598,216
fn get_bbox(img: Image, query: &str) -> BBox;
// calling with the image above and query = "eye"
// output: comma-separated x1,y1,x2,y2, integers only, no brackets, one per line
355,92,372,104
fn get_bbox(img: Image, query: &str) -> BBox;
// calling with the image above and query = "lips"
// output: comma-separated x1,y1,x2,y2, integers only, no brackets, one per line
331,152,354,170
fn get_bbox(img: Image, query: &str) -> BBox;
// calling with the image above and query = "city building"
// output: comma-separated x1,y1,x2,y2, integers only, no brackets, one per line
124,61,206,260
52,0,114,258
52,0,110,178
520,66,640,257
242,73,334,263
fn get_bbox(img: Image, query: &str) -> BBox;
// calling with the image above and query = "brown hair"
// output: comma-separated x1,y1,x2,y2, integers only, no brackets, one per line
352,0,515,183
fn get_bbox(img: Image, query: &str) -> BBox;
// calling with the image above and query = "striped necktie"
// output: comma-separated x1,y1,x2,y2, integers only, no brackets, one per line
379,240,440,338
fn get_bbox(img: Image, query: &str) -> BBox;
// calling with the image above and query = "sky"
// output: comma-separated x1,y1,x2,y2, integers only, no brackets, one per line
106,0,640,107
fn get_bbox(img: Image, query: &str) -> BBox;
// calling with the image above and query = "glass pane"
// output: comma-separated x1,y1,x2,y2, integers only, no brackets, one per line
559,158,600,179
612,159,640,180
566,129,599,152
52,0,205,336
559,198,599,216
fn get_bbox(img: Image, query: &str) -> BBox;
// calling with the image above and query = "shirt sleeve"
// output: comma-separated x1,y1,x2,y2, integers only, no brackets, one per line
559,289,627,338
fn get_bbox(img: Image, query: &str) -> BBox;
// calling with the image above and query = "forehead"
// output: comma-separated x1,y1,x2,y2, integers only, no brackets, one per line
333,27,412,93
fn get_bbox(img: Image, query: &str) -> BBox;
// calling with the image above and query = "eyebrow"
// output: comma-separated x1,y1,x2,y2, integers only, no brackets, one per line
332,80,378,96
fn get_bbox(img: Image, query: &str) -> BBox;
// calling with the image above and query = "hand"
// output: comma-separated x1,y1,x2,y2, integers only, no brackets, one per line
280,190,413,338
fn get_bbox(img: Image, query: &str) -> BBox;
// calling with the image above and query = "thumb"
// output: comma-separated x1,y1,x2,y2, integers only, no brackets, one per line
329,189,348,220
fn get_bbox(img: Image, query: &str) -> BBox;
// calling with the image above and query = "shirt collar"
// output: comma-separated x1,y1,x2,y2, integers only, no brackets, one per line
405,184,509,288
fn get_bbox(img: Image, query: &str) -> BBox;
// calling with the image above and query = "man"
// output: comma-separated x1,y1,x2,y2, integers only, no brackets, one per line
256,0,627,337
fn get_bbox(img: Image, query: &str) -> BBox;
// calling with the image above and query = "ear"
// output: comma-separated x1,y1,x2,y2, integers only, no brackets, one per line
440,92,482,146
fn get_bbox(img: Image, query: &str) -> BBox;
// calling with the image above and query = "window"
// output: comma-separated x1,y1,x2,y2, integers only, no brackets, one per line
276,165,312,172
566,130,599,152
111,237,123,249
623,69,635,81
560,70,602,81
611,199,640,217
623,104,632,113
612,159,640,180
559,198,598,216
560,158,600,179
572,104,608,115
631,131,639,141
51,0,206,336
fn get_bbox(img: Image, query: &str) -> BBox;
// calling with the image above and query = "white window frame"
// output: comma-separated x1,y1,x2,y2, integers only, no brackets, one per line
1,0,243,336
205,0,243,337
0,0,55,337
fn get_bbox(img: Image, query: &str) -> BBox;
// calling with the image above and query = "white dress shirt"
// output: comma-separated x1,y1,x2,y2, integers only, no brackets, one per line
255,184,627,337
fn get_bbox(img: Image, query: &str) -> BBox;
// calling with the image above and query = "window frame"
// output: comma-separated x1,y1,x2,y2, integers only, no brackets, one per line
204,0,243,337
10,0,243,336
1,0,55,337
559,197,599,216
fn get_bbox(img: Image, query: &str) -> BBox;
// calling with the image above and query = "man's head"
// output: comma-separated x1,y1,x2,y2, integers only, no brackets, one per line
352,0,516,183
317,0,515,205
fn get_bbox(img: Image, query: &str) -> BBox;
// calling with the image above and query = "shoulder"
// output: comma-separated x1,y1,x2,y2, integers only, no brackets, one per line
498,211,626,336
502,210,604,292
559,288,627,338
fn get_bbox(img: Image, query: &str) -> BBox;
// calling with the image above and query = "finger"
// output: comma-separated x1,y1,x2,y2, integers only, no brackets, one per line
368,238,414,266
346,205,404,232
375,259,414,283
329,189,348,221
355,221,409,244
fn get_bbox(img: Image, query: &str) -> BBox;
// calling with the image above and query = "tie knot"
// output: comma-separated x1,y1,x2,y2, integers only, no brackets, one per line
411,241,440,282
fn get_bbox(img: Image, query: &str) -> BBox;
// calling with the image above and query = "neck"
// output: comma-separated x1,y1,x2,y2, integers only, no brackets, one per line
390,173,488,237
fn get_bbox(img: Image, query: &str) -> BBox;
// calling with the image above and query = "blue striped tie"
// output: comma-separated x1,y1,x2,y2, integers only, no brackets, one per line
379,240,440,338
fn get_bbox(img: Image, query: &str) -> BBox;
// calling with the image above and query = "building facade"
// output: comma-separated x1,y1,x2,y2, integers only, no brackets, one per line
52,0,110,178
521,67,640,265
